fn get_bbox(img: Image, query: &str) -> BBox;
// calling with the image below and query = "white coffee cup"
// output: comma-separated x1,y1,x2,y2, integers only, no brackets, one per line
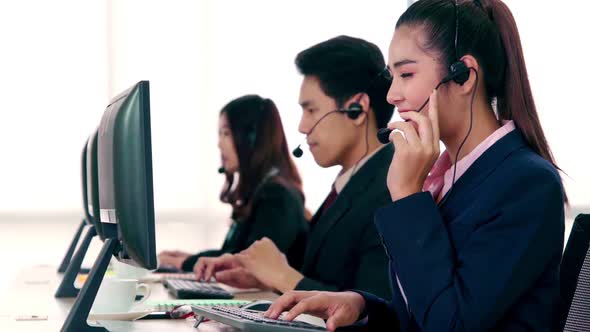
91,278,151,314
111,259,149,280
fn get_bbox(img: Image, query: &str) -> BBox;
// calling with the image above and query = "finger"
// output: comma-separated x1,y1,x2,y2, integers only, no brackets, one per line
265,293,300,319
389,131,407,150
284,296,327,321
428,89,440,146
193,258,207,280
390,121,420,145
265,291,314,319
399,111,433,146
215,268,248,287
204,259,221,281
204,256,236,281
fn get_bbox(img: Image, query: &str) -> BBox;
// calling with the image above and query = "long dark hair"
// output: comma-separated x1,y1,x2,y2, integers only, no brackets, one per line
220,95,304,220
397,0,567,202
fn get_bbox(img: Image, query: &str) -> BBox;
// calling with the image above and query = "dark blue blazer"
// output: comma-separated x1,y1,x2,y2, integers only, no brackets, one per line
359,130,565,332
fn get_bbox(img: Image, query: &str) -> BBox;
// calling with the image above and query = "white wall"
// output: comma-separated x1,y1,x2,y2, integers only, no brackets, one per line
0,0,588,221
506,1,590,211
106,0,406,218
0,0,108,213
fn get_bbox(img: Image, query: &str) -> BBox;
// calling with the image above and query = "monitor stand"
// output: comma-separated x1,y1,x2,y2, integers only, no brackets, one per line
57,219,90,273
55,225,96,298
60,234,119,332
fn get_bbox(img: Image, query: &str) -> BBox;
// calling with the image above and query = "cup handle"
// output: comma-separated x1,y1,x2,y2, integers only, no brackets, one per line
134,283,151,306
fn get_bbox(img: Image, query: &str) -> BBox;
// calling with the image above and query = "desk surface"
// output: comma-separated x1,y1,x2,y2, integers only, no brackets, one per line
0,265,278,331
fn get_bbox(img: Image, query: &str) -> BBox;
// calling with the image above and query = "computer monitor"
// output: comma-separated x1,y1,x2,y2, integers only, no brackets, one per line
61,80,156,332
97,80,156,270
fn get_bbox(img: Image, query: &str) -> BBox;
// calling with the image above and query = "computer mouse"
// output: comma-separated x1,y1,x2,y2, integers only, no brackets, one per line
241,300,273,312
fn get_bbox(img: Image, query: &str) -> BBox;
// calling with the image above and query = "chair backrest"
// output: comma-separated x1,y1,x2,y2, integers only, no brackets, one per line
560,214,590,331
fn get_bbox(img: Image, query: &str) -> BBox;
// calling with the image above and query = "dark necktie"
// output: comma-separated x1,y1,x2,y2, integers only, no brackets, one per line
321,186,338,216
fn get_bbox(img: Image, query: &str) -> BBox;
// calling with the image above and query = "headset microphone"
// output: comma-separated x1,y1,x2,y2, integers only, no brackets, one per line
292,110,340,158
292,146,304,158
292,109,363,158
218,167,225,174
293,97,365,158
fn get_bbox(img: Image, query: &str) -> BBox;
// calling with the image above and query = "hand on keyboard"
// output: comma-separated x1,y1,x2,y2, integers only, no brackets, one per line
265,291,366,332
194,254,266,289
214,306,326,330
235,238,304,293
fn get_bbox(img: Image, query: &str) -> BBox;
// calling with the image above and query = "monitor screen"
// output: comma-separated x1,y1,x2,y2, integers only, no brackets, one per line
97,80,156,269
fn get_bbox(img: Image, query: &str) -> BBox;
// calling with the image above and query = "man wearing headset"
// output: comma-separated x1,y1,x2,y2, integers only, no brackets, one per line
194,35,395,299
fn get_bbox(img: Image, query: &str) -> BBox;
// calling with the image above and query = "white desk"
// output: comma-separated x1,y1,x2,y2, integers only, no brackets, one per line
0,265,277,331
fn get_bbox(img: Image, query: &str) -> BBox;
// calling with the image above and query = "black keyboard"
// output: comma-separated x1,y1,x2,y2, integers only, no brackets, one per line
191,305,327,331
163,279,234,299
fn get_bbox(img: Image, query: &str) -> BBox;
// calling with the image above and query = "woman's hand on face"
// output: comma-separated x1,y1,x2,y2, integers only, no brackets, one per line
387,89,441,201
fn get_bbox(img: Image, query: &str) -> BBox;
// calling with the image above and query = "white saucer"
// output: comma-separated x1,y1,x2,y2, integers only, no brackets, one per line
88,308,153,321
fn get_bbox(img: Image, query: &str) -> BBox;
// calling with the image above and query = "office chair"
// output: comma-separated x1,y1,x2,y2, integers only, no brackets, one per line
560,214,590,331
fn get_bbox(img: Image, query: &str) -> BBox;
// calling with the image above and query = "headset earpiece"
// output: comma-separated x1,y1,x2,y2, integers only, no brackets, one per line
343,102,363,119
450,61,470,85
441,61,470,86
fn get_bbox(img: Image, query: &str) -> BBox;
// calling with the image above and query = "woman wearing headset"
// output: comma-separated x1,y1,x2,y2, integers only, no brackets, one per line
158,95,309,272
265,1,566,331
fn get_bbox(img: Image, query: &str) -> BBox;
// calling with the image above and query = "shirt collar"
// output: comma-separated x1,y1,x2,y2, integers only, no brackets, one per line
334,144,387,194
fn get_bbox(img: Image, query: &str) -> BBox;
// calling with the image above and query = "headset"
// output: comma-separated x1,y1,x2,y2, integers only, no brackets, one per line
376,0,480,205
292,94,365,158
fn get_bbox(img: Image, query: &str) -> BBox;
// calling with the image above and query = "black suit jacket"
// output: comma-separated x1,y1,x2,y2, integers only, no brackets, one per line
292,144,394,300
182,178,309,271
